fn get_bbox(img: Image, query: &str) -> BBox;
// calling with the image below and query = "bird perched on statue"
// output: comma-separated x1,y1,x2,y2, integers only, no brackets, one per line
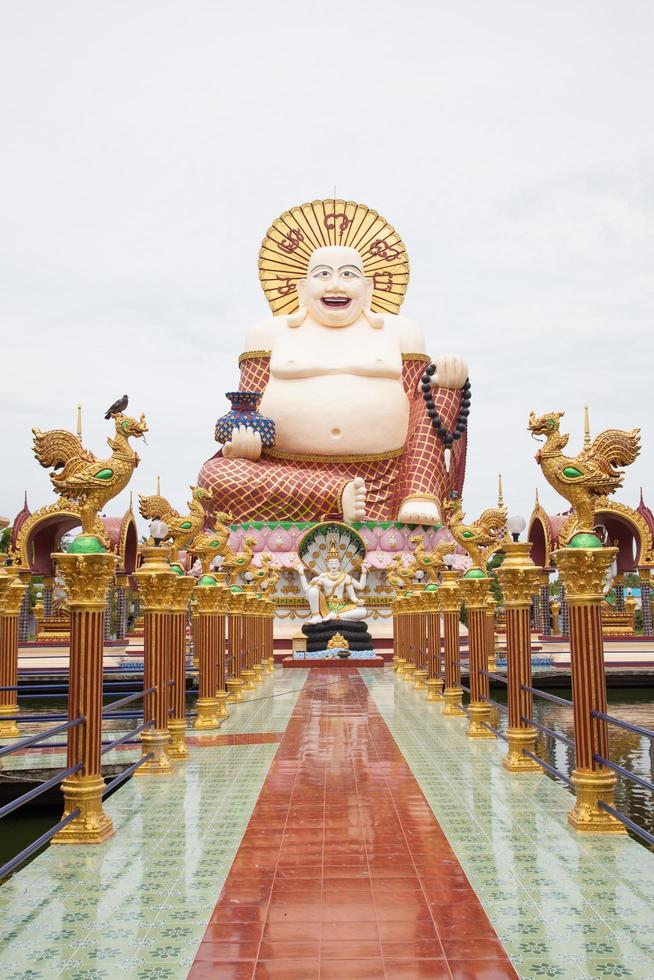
105,395,128,420
528,411,640,538
139,485,213,559
32,412,148,546
442,494,508,571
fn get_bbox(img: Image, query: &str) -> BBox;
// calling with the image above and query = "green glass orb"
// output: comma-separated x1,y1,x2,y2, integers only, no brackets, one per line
198,574,217,587
230,585,244,593
69,535,107,554
170,563,185,576
425,583,438,591
463,567,486,579
568,532,603,549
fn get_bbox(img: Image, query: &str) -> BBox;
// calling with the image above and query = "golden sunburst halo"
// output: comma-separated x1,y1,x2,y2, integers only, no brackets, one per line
258,199,410,316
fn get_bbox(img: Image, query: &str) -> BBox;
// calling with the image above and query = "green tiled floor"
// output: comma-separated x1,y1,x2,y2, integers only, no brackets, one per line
362,668,654,980
0,670,307,979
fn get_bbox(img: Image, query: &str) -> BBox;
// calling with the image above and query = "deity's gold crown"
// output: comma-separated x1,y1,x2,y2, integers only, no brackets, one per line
327,541,340,562
259,199,409,317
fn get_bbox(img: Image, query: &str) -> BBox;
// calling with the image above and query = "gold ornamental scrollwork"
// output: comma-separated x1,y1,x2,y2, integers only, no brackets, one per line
135,572,176,612
169,576,196,612
193,586,222,615
553,546,617,599
55,553,118,607
458,577,490,610
0,578,27,616
496,566,541,607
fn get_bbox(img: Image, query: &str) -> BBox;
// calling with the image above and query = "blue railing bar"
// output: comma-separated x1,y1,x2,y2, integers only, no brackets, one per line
102,753,154,795
0,717,85,759
102,721,154,756
594,754,654,795
597,801,654,847
17,691,145,700
2,683,145,692
0,713,68,722
480,671,508,684
591,710,654,741
522,716,575,749
482,721,508,741
0,808,81,881
185,711,198,717
460,684,471,694
0,762,83,819
103,687,155,714
482,695,508,712
522,749,573,786
521,685,573,708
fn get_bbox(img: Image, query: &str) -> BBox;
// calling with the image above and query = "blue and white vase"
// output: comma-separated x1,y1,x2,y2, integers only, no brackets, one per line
215,391,276,449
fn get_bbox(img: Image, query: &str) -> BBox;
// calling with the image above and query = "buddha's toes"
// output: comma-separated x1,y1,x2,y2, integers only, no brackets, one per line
342,476,367,522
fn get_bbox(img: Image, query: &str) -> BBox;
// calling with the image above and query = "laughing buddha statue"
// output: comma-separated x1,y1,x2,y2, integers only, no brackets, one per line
199,199,469,526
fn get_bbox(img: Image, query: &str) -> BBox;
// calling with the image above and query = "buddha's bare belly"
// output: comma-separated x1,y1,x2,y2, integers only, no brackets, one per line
260,375,409,456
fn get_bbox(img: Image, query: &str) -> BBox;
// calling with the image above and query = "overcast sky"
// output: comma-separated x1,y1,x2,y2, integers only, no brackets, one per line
1,1,652,535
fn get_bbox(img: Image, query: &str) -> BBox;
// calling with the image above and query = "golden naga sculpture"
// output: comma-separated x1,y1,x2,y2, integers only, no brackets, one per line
409,534,454,584
385,554,417,591
528,411,641,538
139,485,213,557
442,494,507,571
32,413,148,550
251,553,281,593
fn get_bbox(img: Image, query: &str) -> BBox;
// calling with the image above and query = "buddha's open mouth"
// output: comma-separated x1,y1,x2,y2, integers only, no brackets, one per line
321,296,351,309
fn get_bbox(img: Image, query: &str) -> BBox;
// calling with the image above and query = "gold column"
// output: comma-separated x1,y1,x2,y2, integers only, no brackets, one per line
440,571,465,717
193,576,222,730
425,586,444,701
52,550,117,844
249,589,264,684
134,547,176,775
413,591,428,691
167,572,196,761
486,595,498,673
0,568,27,737
403,593,417,683
496,542,542,773
226,590,245,702
459,573,495,739
240,590,256,691
392,596,407,675
555,539,625,833
215,583,230,719
264,597,275,673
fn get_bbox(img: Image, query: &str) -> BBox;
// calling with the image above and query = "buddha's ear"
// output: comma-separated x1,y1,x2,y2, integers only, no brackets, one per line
363,278,383,328
287,280,308,327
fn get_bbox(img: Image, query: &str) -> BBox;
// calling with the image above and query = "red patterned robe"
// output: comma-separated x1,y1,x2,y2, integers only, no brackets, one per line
199,352,467,523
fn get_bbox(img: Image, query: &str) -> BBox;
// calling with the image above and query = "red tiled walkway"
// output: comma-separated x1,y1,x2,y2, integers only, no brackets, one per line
190,669,516,979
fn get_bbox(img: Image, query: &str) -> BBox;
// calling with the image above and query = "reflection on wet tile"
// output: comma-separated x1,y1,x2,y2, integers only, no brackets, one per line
0,671,307,978
361,667,654,979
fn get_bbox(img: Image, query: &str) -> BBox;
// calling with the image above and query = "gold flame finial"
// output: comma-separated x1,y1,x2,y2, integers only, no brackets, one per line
156,474,161,496
76,404,82,441
498,473,504,508
584,405,591,448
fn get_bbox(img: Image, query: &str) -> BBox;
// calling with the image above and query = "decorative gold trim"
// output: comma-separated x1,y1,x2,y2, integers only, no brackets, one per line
258,199,409,316
401,353,431,362
238,350,272,364
264,446,404,464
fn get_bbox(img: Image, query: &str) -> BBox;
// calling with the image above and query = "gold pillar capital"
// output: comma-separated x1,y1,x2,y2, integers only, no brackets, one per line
554,545,617,599
54,552,118,609
0,577,27,616
458,575,490,610
496,542,542,607
193,583,223,614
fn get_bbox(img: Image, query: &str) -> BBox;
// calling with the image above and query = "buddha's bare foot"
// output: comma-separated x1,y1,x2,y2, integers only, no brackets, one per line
307,614,323,625
342,477,366,522
397,497,442,526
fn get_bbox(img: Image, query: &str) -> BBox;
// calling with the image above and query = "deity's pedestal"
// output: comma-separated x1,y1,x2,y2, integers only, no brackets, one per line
301,619,375,653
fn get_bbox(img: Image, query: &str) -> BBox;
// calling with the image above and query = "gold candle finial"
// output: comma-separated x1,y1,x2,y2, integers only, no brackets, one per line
156,474,161,496
498,473,504,508
534,487,539,507
76,403,82,441
583,405,591,447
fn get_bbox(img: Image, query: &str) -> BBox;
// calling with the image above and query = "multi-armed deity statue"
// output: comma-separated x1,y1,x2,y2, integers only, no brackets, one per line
199,200,470,527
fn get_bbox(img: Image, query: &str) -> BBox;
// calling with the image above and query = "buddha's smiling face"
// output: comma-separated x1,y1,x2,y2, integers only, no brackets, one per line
298,246,372,327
